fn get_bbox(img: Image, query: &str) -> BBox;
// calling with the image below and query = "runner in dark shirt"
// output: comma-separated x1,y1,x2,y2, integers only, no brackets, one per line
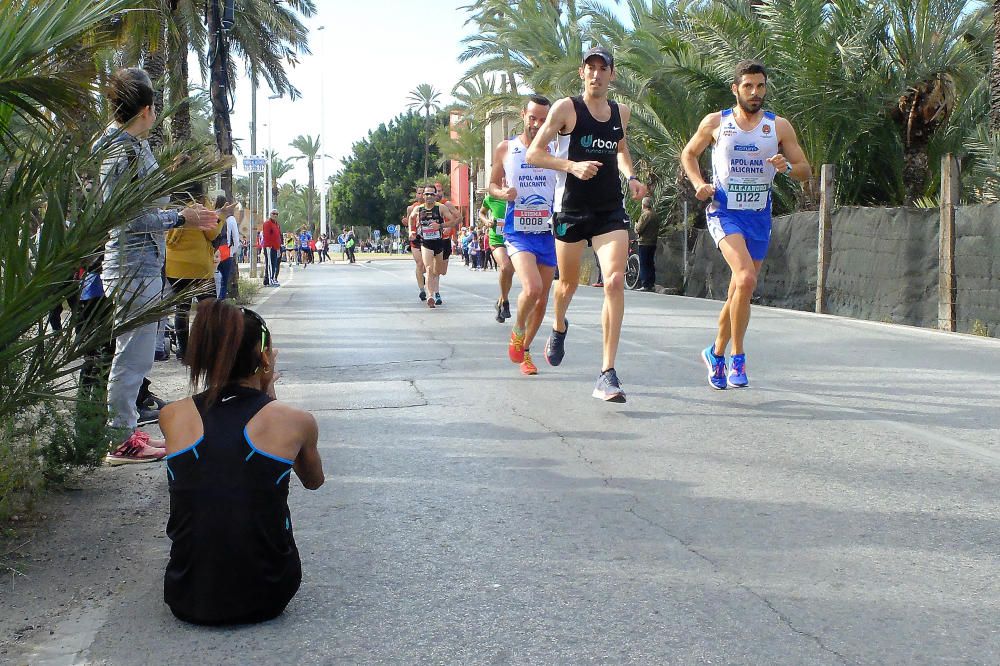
526,46,648,403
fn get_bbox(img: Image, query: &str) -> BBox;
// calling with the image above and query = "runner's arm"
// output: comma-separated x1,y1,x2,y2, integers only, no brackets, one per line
487,141,515,200
442,205,459,230
772,117,811,182
525,99,600,180
616,105,647,200
681,113,721,200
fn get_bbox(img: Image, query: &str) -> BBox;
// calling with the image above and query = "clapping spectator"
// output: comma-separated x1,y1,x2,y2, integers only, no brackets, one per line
98,67,218,465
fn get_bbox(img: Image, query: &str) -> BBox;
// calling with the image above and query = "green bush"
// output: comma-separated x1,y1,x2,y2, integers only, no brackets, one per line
234,276,262,306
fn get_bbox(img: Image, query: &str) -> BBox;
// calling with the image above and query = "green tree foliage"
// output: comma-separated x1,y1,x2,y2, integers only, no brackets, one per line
329,111,446,231
458,0,998,208
0,0,222,500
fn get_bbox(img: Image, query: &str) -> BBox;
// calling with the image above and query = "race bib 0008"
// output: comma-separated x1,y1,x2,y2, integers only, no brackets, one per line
512,203,551,233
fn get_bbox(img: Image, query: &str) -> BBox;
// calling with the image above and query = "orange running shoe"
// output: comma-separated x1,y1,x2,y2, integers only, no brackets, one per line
520,350,538,375
427,298,436,309
508,328,525,363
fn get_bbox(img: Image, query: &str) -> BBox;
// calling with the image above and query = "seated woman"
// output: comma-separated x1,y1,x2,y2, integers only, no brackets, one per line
159,299,324,625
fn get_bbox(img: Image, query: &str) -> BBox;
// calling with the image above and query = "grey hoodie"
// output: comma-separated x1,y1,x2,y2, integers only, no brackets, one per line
95,126,180,281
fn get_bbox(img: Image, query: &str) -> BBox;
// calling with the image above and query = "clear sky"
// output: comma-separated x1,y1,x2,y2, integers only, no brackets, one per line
225,0,485,185
221,0,625,186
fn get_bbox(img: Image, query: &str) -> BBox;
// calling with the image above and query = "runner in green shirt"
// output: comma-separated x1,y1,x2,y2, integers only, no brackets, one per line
480,194,514,322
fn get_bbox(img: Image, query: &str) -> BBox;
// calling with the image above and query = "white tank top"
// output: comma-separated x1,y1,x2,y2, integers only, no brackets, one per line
708,109,779,221
502,137,557,235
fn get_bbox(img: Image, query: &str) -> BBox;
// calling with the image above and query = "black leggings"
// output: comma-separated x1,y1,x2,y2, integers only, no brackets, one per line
166,277,214,357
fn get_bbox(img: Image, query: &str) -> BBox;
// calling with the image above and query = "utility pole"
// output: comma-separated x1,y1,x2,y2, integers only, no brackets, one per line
249,74,258,278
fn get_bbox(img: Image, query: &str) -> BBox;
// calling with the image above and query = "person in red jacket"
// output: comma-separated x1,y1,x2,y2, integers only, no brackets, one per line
262,209,283,287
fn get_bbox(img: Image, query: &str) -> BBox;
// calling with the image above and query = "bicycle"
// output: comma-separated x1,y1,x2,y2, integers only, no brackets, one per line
625,238,640,290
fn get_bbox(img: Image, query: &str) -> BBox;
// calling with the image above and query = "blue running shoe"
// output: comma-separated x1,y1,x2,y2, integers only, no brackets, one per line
434,293,442,305
592,368,626,403
544,318,569,366
702,345,728,390
728,353,749,388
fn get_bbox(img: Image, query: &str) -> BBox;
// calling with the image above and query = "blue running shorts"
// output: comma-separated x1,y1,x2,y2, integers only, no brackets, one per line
706,212,771,261
505,230,557,267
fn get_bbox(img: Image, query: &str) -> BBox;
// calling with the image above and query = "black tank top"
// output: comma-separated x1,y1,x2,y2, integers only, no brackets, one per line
164,385,301,625
416,204,444,239
557,96,625,213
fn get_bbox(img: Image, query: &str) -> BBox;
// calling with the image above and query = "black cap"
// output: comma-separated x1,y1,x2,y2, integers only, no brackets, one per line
582,46,613,68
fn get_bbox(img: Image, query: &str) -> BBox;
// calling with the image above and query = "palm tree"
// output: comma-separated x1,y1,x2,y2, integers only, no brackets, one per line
166,0,315,196
0,0,221,456
883,0,982,203
166,0,204,143
289,134,322,233
432,118,486,175
406,83,443,180
265,150,295,208
457,0,585,102
993,0,1000,131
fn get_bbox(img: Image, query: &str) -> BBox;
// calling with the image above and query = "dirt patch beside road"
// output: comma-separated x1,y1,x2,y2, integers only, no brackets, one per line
0,358,189,663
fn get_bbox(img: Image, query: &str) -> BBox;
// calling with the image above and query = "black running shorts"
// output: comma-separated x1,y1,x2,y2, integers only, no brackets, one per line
552,208,630,245
423,238,447,256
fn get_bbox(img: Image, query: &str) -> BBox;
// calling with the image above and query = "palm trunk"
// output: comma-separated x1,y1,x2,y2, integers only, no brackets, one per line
902,147,930,205
143,33,166,151
169,20,191,143
423,108,430,180
992,0,1000,133
208,0,233,197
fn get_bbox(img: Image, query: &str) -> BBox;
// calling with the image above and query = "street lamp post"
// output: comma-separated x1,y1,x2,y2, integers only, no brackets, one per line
317,25,328,238
247,75,258,278
265,93,281,215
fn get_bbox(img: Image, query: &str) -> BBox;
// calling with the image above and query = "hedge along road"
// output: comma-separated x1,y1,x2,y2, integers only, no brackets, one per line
13,258,999,664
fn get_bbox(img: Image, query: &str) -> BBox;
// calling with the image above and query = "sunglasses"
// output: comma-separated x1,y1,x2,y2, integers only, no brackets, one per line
423,192,436,196
241,307,271,373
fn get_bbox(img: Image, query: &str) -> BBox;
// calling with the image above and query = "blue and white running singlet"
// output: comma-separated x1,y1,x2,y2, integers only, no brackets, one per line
502,137,557,236
707,108,780,243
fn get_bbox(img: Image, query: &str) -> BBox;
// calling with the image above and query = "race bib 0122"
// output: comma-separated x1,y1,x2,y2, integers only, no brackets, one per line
725,177,769,211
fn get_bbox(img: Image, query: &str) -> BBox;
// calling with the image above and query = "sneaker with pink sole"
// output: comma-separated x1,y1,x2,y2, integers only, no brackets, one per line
106,430,166,465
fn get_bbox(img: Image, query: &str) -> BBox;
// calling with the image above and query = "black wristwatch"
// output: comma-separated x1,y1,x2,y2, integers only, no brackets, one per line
176,212,186,228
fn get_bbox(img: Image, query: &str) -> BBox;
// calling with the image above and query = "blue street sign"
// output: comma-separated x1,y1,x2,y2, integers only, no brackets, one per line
386,224,397,235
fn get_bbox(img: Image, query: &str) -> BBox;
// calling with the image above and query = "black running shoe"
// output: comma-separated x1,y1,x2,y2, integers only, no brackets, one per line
419,290,427,301
495,301,505,323
137,406,160,426
434,293,442,305
544,318,569,366
143,393,167,410
501,300,511,320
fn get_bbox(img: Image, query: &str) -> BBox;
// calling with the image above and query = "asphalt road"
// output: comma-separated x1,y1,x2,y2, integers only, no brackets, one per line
22,259,1000,664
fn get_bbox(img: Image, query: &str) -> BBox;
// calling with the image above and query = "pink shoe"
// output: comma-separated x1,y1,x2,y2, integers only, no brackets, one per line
106,431,166,465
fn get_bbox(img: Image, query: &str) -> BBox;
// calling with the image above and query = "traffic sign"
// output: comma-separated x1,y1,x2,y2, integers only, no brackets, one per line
386,224,397,235
243,156,267,173
373,229,381,239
